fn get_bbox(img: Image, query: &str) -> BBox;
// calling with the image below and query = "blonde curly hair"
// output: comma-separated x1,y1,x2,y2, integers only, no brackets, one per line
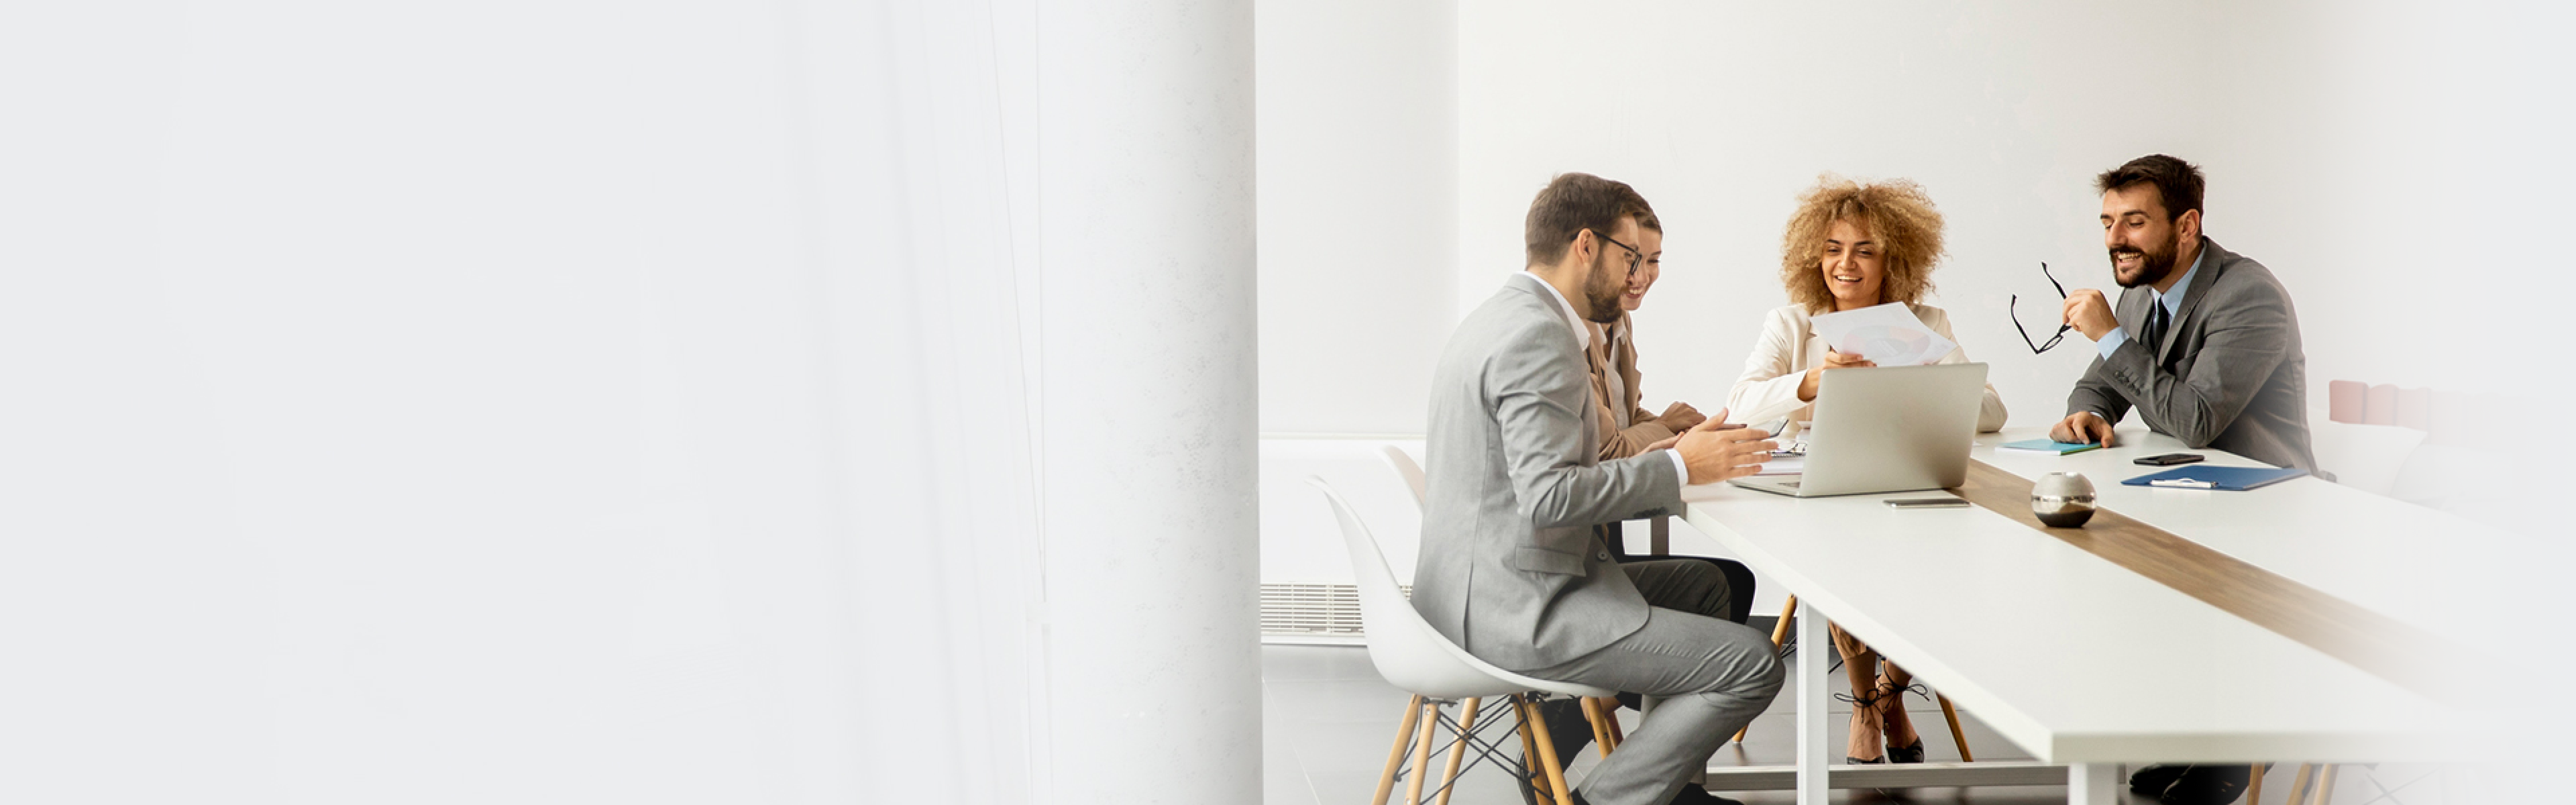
1780,175,1945,313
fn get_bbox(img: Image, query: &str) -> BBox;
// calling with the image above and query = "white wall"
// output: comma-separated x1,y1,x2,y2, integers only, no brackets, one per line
1255,0,1457,436
2196,1,2576,401
1454,0,2575,431
1460,1,2234,429
1258,439,1426,584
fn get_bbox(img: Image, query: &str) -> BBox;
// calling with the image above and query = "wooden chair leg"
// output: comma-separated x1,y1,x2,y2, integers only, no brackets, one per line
1430,697,1482,805
2286,763,2316,805
1600,697,1625,748
1521,696,1576,805
1934,693,1972,762
1734,594,1799,743
2310,763,2337,805
1373,695,1426,805
1580,696,1615,756
1402,699,1441,805
1511,695,1547,804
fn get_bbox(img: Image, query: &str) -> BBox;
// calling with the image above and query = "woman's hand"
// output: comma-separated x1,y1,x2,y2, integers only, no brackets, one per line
1796,348,1876,401
1654,401,1706,433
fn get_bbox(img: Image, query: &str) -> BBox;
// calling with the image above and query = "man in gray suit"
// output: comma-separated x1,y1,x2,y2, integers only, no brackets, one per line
1415,172,1783,805
2052,154,2320,474
2051,154,2312,805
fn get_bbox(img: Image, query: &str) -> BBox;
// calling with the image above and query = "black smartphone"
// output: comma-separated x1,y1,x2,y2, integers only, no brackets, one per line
1884,496,1969,509
2133,452,2205,466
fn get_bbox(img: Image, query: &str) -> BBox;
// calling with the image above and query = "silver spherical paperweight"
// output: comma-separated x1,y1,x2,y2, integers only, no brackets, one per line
2030,472,2097,527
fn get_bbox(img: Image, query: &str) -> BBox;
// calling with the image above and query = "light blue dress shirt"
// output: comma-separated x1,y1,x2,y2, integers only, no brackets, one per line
2097,246,2205,359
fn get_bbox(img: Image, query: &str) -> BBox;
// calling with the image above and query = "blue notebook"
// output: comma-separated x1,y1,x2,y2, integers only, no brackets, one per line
1998,438,2102,455
2121,465,2308,491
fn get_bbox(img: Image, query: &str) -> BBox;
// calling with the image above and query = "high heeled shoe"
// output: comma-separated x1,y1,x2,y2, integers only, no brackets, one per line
1836,687,1891,765
1874,680,1929,763
1884,738,1926,763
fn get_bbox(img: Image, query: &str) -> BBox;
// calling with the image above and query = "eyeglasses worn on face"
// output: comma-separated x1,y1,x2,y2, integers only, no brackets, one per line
2010,262,2073,354
1593,230,1644,278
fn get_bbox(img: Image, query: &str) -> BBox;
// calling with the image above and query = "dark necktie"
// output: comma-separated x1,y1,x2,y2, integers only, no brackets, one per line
2143,301,2170,354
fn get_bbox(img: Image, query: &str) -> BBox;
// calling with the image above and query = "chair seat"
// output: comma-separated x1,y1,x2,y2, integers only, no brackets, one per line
1313,476,1618,700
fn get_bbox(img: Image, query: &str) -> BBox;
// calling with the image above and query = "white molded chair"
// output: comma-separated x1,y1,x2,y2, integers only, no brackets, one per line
1311,475,1613,805
1380,444,1429,509
2308,417,2425,498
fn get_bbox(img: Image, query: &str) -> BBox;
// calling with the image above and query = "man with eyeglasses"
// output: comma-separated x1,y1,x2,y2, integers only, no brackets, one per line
1415,172,1782,805
2043,154,2318,805
2043,154,2319,481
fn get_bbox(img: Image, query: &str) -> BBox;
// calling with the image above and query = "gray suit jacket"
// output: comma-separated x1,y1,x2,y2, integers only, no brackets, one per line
2067,237,2320,472
1413,274,1684,672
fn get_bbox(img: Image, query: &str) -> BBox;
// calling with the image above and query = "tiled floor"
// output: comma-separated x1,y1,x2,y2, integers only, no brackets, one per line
1262,643,2459,805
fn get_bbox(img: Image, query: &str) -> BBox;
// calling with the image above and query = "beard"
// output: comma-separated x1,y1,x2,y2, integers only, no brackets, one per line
2110,233,2181,288
1582,252,1627,323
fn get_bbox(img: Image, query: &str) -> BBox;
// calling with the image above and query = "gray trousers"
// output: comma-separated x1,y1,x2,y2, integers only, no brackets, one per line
1518,560,1784,805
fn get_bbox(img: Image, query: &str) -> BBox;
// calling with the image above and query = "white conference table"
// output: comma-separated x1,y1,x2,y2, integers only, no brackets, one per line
1677,425,2484,804
1973,426,2543,653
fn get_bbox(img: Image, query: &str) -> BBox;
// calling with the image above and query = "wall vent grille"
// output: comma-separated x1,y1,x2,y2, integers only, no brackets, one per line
1259,583,1407,636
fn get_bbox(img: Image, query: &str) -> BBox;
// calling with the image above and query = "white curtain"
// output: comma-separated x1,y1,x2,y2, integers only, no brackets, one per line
830,0,1053,801
0,1,1068,802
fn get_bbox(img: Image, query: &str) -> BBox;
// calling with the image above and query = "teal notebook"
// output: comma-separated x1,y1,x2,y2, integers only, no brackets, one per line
1998,438,2102,455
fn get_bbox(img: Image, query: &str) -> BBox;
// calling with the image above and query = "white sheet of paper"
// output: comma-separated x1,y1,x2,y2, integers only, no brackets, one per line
1807,302,1958,366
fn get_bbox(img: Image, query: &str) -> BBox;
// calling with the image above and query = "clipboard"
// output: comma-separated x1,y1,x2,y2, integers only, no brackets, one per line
2120,465,2308,491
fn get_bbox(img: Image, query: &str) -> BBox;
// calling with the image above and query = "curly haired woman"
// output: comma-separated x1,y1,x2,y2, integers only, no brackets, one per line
1725,175,2004,765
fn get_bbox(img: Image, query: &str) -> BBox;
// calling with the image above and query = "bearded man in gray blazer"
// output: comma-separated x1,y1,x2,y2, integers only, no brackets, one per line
2051,155,2315,805
2051,154,2320,476
1415,173,1782,805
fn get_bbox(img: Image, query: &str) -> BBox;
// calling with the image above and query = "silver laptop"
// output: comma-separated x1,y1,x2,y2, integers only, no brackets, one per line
1731,363,1988,498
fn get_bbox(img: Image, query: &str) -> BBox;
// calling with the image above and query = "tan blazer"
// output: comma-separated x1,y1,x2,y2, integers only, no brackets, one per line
1588,313,1675,460
1725,303,2007,435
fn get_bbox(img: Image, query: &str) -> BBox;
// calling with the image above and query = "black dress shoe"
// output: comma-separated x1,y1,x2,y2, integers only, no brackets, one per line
2129,763,2251,804
2162,764,2252,805
1664,782,1744,805
2129,763,2191,796
1564,783,1744,805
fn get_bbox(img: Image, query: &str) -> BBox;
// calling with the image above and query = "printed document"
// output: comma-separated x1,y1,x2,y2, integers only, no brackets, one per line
1808,303,1957,366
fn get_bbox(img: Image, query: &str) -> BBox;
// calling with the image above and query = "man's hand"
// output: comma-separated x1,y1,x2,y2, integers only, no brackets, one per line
2061,289,2119,341
2049,411,2115,446
1674,407,1775,485
1642,433,1681,453
1655,401,1706,432
1796,348,1875,401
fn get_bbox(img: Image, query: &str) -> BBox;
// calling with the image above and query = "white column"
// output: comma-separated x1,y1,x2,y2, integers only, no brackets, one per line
1034,1,1259,803
1795,600,1830,803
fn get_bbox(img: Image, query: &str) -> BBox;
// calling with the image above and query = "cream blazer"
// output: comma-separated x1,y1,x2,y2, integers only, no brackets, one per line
1725,303,2007,435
